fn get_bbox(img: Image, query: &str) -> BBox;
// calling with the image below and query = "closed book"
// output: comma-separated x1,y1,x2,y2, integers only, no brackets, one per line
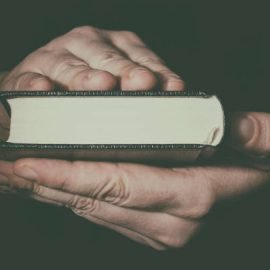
0,91,225,164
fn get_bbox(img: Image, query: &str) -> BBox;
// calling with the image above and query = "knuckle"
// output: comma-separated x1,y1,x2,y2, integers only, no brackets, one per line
49,26,102,50
69,25,100,38
188,181,214,219
160,233,186,249
156,219,188,248
136,55,163,66
31,182,42,195
44,160,75,191
68,195,98,213
174,169,214,219
95,163,130,206
98,51,125,67
120,30,140,41
52,51,87,77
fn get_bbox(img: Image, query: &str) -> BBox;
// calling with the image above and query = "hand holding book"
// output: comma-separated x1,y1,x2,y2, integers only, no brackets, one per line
1,26,270,249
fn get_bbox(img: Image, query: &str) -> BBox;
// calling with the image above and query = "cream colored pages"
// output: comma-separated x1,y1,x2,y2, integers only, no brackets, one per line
7,96,224,145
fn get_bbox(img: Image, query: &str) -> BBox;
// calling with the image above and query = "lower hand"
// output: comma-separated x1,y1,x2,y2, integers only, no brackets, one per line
11,154,270,250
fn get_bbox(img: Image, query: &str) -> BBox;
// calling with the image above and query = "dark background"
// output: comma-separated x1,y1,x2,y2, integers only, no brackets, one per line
0,0,270,269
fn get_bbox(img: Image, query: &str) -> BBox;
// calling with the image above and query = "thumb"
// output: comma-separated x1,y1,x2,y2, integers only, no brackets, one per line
228,112,270,156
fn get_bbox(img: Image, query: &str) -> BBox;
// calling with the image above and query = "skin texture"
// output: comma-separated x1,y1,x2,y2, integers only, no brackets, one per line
0,26,270,250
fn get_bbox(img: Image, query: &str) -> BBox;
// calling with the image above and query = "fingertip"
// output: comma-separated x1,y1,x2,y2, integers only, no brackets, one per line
122,69,157,90
228,112,270,156
29,76,54,91
164,79,185,91
8,73,53,91
84,71,117,90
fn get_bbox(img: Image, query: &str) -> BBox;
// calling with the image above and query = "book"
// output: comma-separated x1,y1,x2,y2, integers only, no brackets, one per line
0,91,225,164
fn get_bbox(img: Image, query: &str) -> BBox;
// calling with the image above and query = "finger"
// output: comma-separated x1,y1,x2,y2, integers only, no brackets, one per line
62,30,157,90
0,160,33,190
14,159,270,219
14,159,186,211
32,184,166,249
22,49,116,90
1,72,54,91
33,183,166,249
108,31,184,90
191,165,270,201
228,112,270,157
27,183,197,249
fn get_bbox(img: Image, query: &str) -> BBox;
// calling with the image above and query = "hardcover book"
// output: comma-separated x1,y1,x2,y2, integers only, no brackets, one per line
0,91,225,164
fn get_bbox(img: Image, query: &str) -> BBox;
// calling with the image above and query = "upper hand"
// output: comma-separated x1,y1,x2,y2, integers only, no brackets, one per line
0,26,184,91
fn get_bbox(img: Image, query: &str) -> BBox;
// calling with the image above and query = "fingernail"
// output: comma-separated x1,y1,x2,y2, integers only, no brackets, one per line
231,115,254,145
15,165,38,181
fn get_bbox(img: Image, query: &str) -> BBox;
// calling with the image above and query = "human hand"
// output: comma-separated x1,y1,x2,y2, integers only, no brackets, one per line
11,155,270,250
0,26,184,91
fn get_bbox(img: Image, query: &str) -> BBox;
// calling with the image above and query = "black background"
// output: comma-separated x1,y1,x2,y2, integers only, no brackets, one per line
0,0,270,269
